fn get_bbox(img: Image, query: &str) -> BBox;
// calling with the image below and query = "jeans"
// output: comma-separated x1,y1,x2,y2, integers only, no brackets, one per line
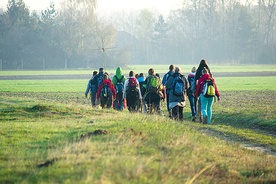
91,92,97,107
166,89,170,112
188,95,197,117
200,94,214,124
114,93,124,110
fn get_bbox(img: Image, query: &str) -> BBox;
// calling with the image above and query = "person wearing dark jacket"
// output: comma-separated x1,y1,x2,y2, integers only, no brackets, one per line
191,59,212,122
144,68,163,114
167,67,188,121
195,67,220,124
187,67,197,121
90,68,105,85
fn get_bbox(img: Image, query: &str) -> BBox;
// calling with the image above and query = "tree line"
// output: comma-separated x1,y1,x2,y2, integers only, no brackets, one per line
0,0,275,70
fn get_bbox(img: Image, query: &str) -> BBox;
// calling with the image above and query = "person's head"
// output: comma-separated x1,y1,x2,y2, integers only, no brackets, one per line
99,68,104,73
129,71,134,77
103,73,109,80
175,66,182,74
116,67,122,75
169,64,175,71
93,71,98,76
156,73,160,77
139,73,144,78
148,68,155,76
191,67,196,73
199,59,208,66
202,67,209,74
135,74,139,78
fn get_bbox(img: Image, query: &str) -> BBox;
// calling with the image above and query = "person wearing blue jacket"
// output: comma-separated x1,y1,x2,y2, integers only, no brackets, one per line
85,71,98,107
162,64,175,117
167,67,188,121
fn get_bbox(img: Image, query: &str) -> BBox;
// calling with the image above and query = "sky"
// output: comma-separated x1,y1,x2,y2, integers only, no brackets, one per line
0,0,183,17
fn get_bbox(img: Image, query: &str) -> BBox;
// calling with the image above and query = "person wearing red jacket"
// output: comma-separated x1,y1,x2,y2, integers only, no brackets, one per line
196,67,220,124
97,73,116,109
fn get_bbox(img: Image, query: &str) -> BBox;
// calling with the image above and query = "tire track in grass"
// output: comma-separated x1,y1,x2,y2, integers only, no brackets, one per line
198,127,276,155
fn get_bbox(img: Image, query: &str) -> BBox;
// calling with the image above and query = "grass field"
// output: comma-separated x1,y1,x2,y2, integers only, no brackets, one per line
0,76,276,92
1,66,276,183
0,64,275,76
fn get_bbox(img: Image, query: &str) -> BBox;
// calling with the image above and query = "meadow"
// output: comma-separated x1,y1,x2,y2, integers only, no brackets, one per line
0,65,276,183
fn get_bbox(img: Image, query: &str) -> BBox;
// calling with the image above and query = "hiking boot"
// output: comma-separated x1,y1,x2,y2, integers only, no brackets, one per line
168,111,172,118
199,116,203,123
203,116,208,124
192,116,196,122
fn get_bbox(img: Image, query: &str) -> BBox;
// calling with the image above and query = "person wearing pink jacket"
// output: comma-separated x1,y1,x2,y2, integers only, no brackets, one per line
97,74,116,109
196,67,220,124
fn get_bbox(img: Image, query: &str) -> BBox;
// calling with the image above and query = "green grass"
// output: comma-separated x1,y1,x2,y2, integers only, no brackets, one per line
0,64,275,76
0,80,87,92
0,76,275,92
0,92,275,183
0,69,276,183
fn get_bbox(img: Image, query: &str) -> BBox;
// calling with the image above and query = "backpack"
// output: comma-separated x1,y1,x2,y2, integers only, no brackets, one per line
100,83,112,99
201,79,215,98
127,78,138,91
114,75,124,94
164,73,173,89
147,75,161,93
172,76,185,96
97,75,103,88
139,82,146,97
187,76,195,95
126,78,139,97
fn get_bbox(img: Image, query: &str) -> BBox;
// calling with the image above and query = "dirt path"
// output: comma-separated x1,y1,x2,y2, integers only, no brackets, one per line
200,128,276,156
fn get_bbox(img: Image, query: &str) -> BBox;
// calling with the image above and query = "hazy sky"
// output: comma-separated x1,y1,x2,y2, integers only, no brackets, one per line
0,0,183,17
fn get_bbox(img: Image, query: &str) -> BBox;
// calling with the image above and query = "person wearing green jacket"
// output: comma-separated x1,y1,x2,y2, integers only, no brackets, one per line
112,67,126,110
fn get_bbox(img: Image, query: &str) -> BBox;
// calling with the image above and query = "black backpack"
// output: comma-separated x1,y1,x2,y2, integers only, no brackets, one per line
100,83,112,99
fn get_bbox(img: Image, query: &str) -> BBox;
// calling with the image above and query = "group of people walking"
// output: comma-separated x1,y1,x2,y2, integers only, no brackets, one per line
85,59,221,124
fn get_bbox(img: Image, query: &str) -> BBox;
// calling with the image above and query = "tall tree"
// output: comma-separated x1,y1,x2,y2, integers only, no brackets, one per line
135,9,156,64
153,15,168,64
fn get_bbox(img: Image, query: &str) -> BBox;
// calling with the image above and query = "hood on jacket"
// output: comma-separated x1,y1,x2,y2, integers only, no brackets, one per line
188,72,196,77
200,73,211,82
115,67,123,78
102,79,112,85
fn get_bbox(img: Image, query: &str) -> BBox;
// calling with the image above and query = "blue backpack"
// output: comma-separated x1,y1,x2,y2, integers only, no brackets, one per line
114,75,124,94
172,76,185,96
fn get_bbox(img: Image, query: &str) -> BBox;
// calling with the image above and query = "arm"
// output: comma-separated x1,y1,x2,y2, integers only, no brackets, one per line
195,78,203,97
136,78,142,100
112,76,117,87
109,82,116,99
85,80,91,97
162,73,168,85
97,84,102,99
213,78,220,98
123,78,128,99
